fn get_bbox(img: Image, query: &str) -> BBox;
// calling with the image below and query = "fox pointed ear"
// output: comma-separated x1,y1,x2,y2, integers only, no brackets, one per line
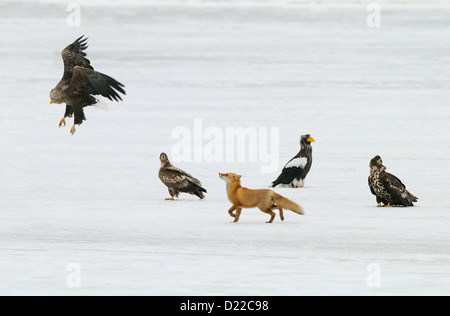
234,174,242,181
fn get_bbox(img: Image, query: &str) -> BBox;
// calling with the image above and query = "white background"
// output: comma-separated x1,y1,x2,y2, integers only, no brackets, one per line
0,0,449,295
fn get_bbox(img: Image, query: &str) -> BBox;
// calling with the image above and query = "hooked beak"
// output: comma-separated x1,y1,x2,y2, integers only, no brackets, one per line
307,137,315,143
50,99,55,104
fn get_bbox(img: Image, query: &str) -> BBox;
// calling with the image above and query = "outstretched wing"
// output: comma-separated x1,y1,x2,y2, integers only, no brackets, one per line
68,66,126,102
60,36,93,86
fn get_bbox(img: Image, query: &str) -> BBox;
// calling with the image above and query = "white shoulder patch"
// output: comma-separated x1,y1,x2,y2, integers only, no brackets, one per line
285,157,308,169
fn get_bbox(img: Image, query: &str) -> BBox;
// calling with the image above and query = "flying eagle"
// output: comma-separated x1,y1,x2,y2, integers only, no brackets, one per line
270,134,315,188
50,36,126,135
158,153,207,200
368,155,418,207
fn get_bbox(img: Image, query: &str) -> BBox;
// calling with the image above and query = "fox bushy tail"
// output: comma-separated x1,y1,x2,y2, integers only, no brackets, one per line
272,193,305,215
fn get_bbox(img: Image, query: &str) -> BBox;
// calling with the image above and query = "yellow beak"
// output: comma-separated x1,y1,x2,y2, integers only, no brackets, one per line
307,137,315,143
50,99,55,104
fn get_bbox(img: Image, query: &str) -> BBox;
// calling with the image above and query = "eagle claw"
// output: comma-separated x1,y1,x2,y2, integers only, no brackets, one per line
59,118,66,127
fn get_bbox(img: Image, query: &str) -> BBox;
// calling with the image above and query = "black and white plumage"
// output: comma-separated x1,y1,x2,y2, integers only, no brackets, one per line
50,36,126,135
270,134,315,188
368,155,418,207
158,153,207,200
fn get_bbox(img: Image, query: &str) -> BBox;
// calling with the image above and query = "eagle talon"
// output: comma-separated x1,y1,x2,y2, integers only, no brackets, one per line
165,197,175,201
70,124,76,135
59,117,66,127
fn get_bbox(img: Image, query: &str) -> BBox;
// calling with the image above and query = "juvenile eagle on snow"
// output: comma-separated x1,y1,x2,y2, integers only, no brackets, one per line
159,153,207,200
270,134,315,188
50,36,126,135
368,155,418,207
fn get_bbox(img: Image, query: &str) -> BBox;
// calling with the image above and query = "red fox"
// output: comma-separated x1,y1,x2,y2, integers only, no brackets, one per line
219,173,305,223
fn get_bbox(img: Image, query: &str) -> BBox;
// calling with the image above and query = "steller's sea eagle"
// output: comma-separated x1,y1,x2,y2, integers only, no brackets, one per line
368,155,418,207
159,153,207,200
270,134,315,188
50,36,126,135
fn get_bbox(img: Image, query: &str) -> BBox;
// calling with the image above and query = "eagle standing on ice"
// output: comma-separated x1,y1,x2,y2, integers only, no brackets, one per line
50,36,126,135
270,134,315,188
159,153,207,200
368,155,418,207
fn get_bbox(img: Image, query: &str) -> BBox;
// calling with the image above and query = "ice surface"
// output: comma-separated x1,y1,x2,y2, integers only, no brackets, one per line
0,1,449,296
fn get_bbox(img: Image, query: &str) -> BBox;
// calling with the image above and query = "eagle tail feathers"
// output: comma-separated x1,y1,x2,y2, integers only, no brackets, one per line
194,189,206,199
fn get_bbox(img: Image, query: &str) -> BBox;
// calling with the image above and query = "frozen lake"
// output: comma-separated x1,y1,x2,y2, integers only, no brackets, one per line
0,0,449,295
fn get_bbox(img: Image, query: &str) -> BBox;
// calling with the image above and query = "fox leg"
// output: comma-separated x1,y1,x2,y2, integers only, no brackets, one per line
261,208,276,223
228,205,238,218
267,210,276,223
278,208,284,221
233,208,242,223
270,204,284,221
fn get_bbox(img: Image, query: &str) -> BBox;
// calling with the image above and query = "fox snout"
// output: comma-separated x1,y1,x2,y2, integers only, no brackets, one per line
219,173,229,182
219,173,242,182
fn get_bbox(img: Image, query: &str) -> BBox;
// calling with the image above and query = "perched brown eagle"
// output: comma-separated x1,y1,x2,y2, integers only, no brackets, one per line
50,36,126,135
158,153,207,200
368,155,418,207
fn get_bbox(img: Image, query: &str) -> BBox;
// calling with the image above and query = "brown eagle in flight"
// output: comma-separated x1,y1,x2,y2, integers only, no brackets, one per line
368,155,418,207
50,36,125,135
159,153,207,200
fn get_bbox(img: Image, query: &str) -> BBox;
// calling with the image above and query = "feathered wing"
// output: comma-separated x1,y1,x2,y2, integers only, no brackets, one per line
368,176,376,196
68,66,126,102
271,155,311,188
271,164,300,187
159,165,207,199
382,172,418,206
368,175,384,204
59,36,93,86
